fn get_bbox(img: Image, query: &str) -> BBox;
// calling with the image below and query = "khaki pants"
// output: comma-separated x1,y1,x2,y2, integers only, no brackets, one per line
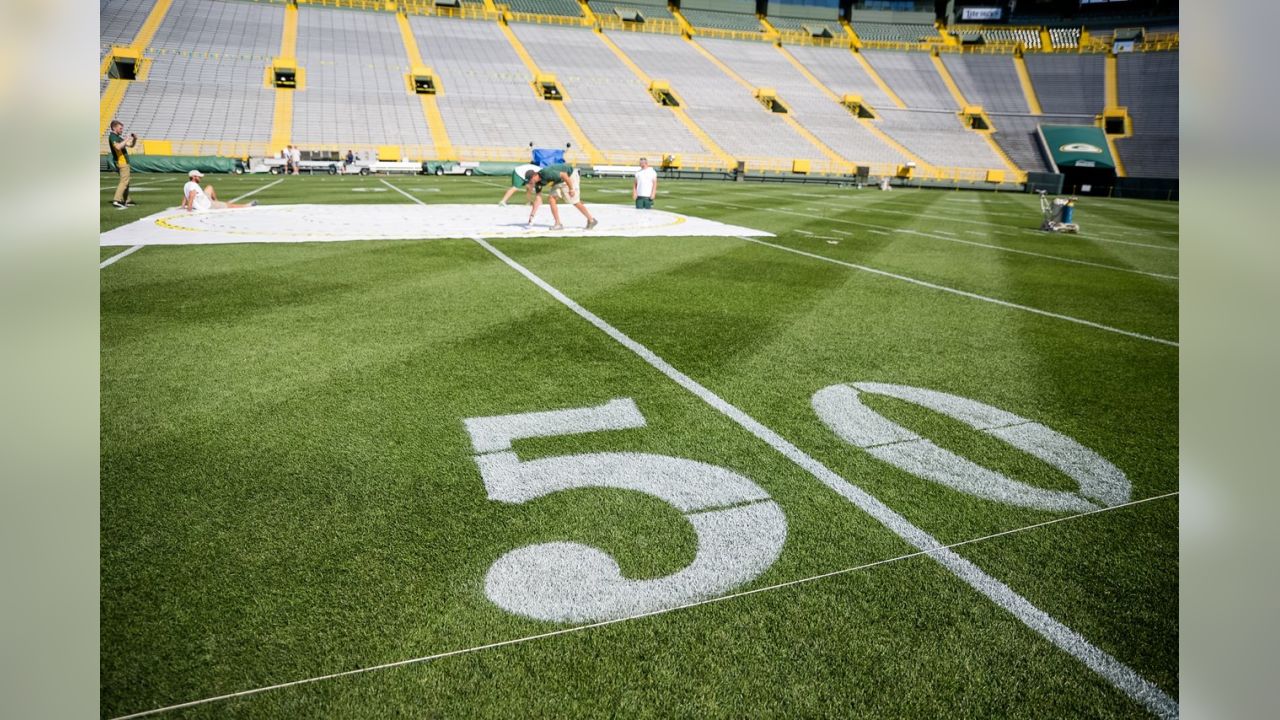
113,162,131,203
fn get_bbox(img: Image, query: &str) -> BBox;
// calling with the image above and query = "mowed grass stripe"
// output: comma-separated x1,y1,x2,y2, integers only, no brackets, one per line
636,183,1178,265
670,199,1176,340
693,196,1176,279
685,183,1178,249
737,237,1176,346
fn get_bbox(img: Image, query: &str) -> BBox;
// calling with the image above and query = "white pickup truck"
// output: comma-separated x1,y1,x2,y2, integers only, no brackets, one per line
422,161,481,176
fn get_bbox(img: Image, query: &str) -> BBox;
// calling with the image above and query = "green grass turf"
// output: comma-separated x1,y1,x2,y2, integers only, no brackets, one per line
100,173,1177,718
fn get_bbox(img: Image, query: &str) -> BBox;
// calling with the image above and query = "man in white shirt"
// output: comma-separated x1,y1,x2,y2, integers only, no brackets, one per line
290,145,302,175
633,157,658,209
498,163,541,206
181,170,257,212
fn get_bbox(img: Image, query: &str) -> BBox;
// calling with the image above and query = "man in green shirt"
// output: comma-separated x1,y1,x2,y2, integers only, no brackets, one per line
107,120,138,209
524,162,598,231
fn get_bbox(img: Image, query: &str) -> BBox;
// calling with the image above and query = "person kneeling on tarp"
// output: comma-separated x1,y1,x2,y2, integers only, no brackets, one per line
181,170,258,212
525,163,597,230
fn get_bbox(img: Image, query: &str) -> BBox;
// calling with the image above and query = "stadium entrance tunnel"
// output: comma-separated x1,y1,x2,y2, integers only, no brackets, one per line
1061,165,1118,197
99,204,775,247
107,52,138,80
535,73,564,101
753,88,789,114
269,60,300,89
841,95,877,119
962,106,993,131
409,66,440,95
649,80,681,107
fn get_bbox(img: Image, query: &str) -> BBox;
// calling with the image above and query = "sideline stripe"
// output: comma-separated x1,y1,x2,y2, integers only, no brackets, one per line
736,237,1177,347
99,244,143,269
472,238,1178,719
700,197,1176,279
110,490,1180,720
230,178,283,204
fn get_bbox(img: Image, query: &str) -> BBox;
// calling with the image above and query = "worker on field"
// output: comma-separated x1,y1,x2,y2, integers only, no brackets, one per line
633,157,658,209
499,163,541,206
525,162,598,230
181,170,258,212
107,120,138,209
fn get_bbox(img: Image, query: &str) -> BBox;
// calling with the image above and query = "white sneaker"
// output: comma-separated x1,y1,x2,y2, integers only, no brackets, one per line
498,201,507,207
586,218,598,230
551,224,564,231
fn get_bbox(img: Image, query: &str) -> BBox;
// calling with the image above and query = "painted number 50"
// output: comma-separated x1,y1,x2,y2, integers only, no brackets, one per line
465,384,1131,623
464,399,787,623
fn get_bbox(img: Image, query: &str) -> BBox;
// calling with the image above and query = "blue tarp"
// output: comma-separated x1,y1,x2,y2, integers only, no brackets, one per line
532,148,565,166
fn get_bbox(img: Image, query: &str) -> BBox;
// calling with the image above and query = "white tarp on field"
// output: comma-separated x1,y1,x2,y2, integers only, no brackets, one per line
100,203,772,246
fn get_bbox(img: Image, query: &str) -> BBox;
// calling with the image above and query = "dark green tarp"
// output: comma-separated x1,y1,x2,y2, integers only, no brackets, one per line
421,161,521,176
101,155,243,173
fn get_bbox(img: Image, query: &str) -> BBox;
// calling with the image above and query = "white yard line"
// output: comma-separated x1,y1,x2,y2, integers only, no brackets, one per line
893,228,1177,280
101,178,170,191
380,178,422,202
700,198,1177,279
99,244,143,269
230,178,283,203
736,237,1177,347
109,491,1177,720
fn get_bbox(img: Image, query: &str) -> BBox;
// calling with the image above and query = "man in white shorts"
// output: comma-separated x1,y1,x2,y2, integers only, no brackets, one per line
181,170,258,212
524,162,597,230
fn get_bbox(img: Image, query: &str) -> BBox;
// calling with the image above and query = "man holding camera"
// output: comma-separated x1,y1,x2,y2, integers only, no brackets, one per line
108,120,137,209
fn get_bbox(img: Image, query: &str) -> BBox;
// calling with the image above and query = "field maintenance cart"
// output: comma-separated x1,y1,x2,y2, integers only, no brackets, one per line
1039,191,1080,233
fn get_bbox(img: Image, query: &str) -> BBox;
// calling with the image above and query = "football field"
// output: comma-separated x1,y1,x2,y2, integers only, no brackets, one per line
100,173,1178,718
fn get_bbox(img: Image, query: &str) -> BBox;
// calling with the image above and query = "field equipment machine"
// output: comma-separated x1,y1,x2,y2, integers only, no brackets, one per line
1039,191,1080,233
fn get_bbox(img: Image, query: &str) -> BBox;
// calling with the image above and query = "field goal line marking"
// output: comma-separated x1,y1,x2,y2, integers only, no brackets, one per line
736,237,1177,347
699,197,1176,279
110,490,1179,720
